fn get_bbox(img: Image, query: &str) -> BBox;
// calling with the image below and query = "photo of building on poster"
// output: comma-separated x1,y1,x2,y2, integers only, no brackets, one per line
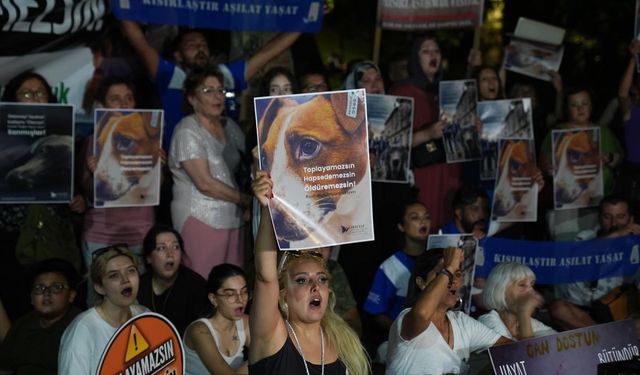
366,94,413,183
426,234,478,315
478,98,534,180
492,139,538,222
93,109,163,208
0,103,74,203
254,89,374,250
439,79,481,163
551,127,603,210
502,39,564,82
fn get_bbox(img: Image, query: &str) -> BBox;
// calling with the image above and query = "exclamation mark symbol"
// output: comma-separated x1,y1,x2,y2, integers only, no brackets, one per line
133,333,138,351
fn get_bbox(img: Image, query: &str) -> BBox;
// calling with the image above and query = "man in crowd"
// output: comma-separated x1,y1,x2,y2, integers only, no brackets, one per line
120,21,301,148
550,195,640,330
0,259,80,374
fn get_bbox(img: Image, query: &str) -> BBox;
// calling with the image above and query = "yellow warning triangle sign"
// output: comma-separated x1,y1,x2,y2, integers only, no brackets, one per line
125,324,150,362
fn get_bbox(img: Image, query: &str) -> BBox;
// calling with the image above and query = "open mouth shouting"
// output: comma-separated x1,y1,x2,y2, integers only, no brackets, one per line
309,295,323,310
121,286,134,298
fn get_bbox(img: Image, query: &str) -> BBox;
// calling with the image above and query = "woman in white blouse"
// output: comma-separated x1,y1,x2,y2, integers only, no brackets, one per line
169,66,250,278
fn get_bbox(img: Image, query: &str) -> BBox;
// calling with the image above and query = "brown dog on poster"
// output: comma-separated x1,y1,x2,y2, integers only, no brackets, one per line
258,92,371,248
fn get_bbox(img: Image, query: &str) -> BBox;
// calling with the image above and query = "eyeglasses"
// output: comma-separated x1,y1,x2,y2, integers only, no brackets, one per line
201,86,227,96
17,89,48,100
92,243,130,260
277,250,324,272
215,288,251,302
154,243,181,254
32,282,69,295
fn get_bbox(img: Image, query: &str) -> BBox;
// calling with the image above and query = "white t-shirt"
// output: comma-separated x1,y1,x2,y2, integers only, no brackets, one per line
58,305,148,374
478,310,556,340
386,308,501,375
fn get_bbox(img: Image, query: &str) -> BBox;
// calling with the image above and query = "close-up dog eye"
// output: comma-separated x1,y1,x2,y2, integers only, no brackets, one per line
115,134,136,152
292,137,321,161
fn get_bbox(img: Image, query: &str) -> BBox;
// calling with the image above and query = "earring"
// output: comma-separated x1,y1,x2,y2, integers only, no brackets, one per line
278,299,289,320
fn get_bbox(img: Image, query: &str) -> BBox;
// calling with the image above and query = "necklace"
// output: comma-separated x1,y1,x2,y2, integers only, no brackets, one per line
286,320,324,375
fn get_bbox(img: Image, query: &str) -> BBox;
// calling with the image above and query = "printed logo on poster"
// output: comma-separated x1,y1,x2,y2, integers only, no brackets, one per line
97,312,184,375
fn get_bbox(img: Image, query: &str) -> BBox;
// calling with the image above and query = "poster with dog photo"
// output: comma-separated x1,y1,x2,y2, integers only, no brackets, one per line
502,39,564,82
551,127,603,210
0,103,74,203
93,109,163,208
439,80,482,163
254,89,374,251
491,139,538,222
426,234,477,315
366,94,413,183
478,98,534,180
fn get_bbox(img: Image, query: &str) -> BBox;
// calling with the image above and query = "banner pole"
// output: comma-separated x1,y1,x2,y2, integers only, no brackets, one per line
373,0,383,65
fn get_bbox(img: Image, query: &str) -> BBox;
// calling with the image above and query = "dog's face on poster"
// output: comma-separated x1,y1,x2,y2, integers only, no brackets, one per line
258,93,368,242
385,146,406,180
4,135,73,190
493,140,535,217
553,130,600,204
95,112,161,202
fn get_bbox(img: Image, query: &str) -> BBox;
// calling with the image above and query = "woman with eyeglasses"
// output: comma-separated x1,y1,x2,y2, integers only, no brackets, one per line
59,245,147,374
386,247,510,375
249,172,370,375
183,263,251,374
0,70,85,320
137,225,208,335
169,65,250,278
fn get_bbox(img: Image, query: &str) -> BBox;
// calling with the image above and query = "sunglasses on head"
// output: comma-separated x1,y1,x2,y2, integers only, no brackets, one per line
277,250,324,273
92,243,130,260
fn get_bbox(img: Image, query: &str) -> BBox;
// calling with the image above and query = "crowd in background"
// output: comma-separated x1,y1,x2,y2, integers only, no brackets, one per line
0,12,640,375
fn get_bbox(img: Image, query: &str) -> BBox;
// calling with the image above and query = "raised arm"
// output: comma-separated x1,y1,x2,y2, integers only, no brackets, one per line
618,40,640,121
248,172,287,363
120,20,160,79
401,247,463,340
245,32,301,81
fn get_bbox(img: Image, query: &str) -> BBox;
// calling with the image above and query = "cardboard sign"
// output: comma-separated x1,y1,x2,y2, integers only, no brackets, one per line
366,94,413,183
254,90,374,250
0,103,74,203
93,109,163,208
551,127,603,210
489,320,640,375
97,312,184,375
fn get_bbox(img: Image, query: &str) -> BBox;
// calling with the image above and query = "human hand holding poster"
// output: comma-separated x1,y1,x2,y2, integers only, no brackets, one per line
255,90,374,250
439,80,481,163
492,139,538,222
427,234,477,314
366,94,413,183
93,109,163,208
488,320,639,375
0,103,74,203
478,98,534,180
551,127,603,210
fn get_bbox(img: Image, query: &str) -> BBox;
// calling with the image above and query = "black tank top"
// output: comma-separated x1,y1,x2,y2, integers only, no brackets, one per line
249,336,347,374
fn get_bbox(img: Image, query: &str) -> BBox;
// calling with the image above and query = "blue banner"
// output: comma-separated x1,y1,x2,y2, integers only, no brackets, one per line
110,0,324,32
475,235,640,284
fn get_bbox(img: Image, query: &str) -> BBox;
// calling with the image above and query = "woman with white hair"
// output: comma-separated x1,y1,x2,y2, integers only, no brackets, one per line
479,262,555,340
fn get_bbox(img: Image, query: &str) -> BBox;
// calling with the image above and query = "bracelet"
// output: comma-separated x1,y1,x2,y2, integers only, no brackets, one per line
437,268,454,287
